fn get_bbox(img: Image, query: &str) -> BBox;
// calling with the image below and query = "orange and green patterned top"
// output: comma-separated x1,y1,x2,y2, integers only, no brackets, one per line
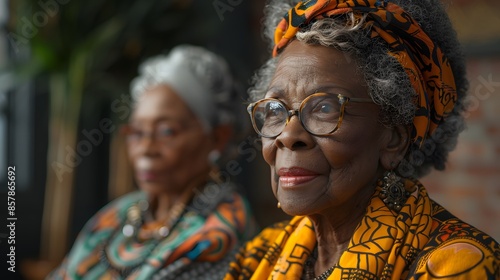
48,182,257,280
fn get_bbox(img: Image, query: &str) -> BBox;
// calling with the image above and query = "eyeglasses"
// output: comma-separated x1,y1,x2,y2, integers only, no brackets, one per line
122,121,195,146
247,92,374,138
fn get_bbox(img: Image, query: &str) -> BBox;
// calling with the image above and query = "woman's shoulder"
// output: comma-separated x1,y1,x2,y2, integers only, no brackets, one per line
224,217,306,279
409,200,500,279
81,191,145,231
237,216,306,253
250,219,291,242
94,191,145,215
427,200,499,248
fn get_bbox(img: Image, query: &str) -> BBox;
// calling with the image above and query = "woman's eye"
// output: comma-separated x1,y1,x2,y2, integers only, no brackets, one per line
319,103,334,113
313,101,337,115
133,131,144,138
158,128,174,137
125,128,144,142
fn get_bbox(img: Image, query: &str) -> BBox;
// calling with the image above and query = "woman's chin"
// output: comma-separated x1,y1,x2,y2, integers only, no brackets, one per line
137,183,167,195
281,207,313,217
137,182,189,197
279,198,320,217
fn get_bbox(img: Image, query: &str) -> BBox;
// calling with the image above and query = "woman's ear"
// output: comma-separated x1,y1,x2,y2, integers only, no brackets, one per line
379,124,411,170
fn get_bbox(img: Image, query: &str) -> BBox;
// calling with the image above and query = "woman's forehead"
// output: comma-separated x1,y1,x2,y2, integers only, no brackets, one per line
132,84,196,121
268,41,367,100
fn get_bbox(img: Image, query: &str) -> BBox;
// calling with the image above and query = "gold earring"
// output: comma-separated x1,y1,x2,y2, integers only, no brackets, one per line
277,202,281,209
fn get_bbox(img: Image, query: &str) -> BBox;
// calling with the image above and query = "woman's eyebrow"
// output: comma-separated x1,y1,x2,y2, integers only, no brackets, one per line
312,84,347,92
265,87,285,98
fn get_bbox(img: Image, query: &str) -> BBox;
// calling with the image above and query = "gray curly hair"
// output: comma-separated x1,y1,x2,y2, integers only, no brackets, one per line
250,0,468,178
131,44,245,132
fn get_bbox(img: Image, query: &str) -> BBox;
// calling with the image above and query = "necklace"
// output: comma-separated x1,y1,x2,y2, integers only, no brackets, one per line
123,183,197,242
99,201,188,277
312,266,335,280
98,181,233,277
122,197,187,241
100,189,194,277
302,247,336,280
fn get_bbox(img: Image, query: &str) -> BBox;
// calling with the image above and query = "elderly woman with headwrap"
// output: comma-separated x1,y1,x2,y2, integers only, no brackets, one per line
225,0,499,279
48,45,257,280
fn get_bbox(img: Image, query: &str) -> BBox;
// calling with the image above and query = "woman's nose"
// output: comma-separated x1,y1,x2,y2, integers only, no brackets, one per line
134,133,161,157
275,115,315,150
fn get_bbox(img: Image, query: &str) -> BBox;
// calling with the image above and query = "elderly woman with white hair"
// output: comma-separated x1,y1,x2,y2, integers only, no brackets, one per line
48,45,257,280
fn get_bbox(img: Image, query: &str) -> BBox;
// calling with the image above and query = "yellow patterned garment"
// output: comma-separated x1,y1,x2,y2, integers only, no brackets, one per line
225,179,500,279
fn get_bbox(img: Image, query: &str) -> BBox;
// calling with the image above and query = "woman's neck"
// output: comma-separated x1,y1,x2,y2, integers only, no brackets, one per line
311,213,362,274
151,194,181,221
308,186,373,275
148,176,208,222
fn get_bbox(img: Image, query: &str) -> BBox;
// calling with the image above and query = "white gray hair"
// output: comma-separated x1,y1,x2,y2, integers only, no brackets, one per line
131,45,240,131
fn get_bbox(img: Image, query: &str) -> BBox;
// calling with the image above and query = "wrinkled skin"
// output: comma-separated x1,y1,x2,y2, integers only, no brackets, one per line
261,40,409,273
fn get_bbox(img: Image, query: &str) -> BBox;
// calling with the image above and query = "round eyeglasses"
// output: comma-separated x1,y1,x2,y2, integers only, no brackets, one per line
247,92,374,138
122,119,198,147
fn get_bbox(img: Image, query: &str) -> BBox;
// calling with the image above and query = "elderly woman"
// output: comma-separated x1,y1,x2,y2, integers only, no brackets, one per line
48,45,257,279
225,0,499,279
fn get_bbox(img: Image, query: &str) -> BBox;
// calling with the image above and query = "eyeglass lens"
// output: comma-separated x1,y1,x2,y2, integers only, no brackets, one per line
251,94,342,137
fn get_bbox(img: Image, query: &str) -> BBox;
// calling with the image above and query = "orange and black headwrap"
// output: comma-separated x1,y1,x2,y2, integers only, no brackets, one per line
274,0,457,148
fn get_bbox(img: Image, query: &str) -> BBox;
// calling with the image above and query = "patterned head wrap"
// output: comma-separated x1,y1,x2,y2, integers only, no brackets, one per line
273,0,457,147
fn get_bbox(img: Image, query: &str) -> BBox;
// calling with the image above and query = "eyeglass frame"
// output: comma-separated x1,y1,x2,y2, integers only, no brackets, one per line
246,92,374,138
121,119,200,147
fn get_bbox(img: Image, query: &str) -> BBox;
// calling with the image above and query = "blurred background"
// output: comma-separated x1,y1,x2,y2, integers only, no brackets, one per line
0,0,498,279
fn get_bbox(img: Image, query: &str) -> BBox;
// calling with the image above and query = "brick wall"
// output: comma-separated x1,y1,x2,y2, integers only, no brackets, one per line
422,0,500,241
421,0,500,242
421,58,500,241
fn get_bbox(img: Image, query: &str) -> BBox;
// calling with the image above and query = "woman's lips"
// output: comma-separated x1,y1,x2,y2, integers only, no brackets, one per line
136,170,160,181
278,167,320,187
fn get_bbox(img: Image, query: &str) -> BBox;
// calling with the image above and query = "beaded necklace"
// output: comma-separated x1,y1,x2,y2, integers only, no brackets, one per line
302,246,336,280
99,185,197,277
98,181,233,278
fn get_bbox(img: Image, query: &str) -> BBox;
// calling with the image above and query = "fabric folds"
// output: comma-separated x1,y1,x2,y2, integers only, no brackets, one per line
225,179,499,279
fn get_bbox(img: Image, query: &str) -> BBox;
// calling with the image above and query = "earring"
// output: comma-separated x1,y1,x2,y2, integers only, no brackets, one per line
277,202,281,209
378,170,411,212
208,150,222,184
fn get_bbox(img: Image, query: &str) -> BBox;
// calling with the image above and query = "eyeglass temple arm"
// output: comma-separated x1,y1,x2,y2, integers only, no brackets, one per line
348,96,374,103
